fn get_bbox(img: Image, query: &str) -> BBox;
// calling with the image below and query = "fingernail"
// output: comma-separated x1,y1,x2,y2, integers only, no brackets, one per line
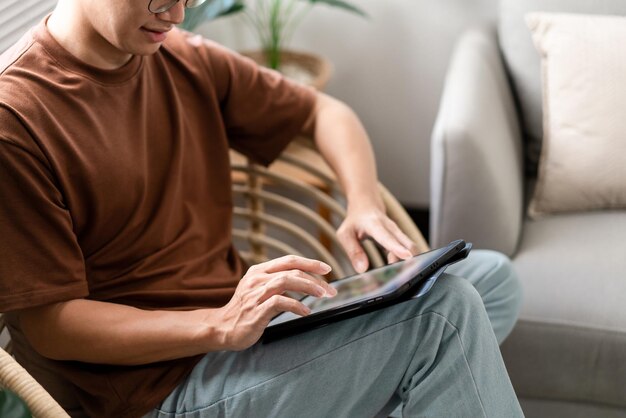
319,262,332,274
303,306,312,315
326,287,337,297
315,286,326,297
356,260,367,273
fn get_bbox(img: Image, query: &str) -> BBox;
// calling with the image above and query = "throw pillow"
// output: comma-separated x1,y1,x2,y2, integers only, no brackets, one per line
526,12,626,217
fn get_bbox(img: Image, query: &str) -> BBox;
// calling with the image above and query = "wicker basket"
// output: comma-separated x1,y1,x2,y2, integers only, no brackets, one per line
241,50,333,91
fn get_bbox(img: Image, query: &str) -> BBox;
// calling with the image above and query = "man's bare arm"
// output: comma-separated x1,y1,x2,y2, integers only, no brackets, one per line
18,256,335,365
19,299,216,365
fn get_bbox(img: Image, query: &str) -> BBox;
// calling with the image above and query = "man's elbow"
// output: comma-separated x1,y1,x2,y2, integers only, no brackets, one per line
17,303,73,361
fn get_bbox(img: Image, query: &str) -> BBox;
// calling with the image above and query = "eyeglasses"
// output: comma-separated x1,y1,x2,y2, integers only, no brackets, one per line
148,0,207,14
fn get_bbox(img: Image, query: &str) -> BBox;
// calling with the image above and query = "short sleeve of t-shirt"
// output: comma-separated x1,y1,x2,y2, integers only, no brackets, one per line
0,108,88,312
185,35,317,166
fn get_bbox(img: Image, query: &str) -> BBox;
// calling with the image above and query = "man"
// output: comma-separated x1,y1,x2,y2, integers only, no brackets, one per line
0,0,524,417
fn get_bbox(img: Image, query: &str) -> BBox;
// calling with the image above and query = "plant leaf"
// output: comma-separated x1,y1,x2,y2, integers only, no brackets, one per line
305,0,368,17
217,2,245,17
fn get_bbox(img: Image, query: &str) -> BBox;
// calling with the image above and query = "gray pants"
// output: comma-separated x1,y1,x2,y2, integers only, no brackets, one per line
147,250,524,417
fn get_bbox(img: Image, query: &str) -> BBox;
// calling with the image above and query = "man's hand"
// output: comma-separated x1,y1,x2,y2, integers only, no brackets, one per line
337,203,418,273
213,255,337,351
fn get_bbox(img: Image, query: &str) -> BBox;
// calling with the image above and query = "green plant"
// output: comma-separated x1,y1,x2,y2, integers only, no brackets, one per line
180,0,367,70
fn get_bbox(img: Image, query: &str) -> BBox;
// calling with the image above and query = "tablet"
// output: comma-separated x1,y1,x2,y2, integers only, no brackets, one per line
262,239,471,342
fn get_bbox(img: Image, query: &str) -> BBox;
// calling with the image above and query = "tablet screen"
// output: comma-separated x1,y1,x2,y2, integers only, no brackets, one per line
269,245,450,326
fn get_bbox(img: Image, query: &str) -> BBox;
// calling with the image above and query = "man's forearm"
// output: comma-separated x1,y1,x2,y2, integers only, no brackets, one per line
18,299,222,365
308,93,384,209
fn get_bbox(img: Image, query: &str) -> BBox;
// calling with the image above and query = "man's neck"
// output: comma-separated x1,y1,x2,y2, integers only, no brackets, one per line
47,4,132,70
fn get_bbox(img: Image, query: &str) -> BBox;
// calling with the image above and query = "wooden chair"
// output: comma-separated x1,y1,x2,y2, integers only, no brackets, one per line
0,141,429,416
1,315,70,417
230,138,429,279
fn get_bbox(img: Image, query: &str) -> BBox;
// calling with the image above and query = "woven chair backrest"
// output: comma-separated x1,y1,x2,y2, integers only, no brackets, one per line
230,138,429,281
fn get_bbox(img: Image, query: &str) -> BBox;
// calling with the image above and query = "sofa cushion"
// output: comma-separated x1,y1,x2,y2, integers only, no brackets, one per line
525,12,626,217
519,398,626,418
502,320,626,409
514,211,626,330
498,0,626,175
502,212,626,408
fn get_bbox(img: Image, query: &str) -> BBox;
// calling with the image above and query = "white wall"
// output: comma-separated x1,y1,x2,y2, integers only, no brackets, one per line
197,0,498,207
0,0,58,52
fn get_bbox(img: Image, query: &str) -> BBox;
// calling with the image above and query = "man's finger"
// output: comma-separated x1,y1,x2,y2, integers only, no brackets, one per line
387,252,401,264
261,255,332,275
368,223,413,261
259,295,311,323
384,218,419,255
257,273,335,304
337,228,369,273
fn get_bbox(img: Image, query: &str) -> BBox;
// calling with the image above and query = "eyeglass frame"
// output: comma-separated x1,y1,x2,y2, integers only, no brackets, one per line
147,0,207,14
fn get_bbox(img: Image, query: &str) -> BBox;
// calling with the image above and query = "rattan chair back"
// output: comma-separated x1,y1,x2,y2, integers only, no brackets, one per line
0,340,69,417
231,138,429,280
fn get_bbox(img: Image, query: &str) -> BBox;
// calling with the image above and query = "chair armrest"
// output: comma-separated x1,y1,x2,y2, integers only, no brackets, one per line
0,348,70,418
430,25,524,256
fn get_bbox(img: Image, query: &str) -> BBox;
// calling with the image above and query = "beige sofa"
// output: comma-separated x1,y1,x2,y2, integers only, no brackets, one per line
430,0,626,416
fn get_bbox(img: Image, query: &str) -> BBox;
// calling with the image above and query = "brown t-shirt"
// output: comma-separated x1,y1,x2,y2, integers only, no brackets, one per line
0,19,315,417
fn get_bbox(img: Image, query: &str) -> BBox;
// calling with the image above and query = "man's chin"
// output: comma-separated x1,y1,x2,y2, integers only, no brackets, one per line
132,44,164,56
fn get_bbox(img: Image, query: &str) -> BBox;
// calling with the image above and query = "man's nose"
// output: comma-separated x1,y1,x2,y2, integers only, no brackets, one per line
157,1,185,25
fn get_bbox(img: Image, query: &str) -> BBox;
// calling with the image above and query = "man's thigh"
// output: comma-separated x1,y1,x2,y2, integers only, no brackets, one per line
147,274,516,418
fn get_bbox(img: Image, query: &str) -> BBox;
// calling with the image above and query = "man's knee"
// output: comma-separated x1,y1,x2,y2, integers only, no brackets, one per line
453,250,522,309
425,274,491,327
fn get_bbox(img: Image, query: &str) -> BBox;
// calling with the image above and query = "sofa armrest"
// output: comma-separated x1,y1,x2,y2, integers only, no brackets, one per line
430,26,524,257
